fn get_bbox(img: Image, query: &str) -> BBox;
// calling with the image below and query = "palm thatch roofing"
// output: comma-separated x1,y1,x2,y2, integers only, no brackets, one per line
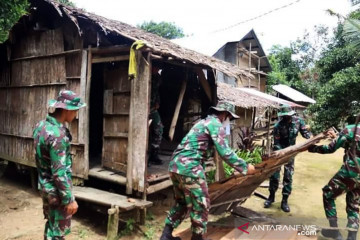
28,0,253,81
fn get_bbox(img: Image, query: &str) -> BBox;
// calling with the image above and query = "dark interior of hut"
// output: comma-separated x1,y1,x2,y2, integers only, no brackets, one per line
147,62,214,178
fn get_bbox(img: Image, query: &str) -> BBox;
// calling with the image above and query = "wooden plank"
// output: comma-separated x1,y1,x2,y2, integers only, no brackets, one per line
126,51,150,194
195,68,212,101
91,45,130,54
0,82,67,89
102,138,128,172
0,152,36,168
147,179,173,194
92,55,129,63
10,49,81,61
88,166,127,185
84,47,92,178
73,186,153,209
78,50,87,144
168,78,187,141
103,89,113,114
73,186,132,210
0,132,33,139
103,132,128,138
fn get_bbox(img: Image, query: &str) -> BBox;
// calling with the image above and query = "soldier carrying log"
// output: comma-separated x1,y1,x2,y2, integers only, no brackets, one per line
264,104,312,212
33,90,86,240
160,101,256,240
308,104,360,240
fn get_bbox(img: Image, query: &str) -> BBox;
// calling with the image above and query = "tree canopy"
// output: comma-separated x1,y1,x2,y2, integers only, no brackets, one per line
268,7,360,133
137,21,185,39
0,0,29,43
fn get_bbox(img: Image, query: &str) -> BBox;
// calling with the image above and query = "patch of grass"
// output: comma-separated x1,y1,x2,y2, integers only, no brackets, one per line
77,228,88,239
143,223,156,240
119,218,136,237
146,211,155,221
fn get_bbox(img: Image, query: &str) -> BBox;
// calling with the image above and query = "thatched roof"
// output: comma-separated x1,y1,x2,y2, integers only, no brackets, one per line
30,0,253,81
217,83,278,109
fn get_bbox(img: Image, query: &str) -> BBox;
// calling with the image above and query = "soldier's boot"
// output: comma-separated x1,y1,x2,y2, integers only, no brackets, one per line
346,230,357,240
321,219,344,240
160,224,181,240
149,149,163,165
281,195,290,212
191,234,211,240
264,191,275,208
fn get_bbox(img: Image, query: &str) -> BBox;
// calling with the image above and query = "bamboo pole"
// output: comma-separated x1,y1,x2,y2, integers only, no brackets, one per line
169,78,188,141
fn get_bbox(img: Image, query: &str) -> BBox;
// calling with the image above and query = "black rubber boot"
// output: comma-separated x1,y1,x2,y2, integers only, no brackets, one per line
321,219,344,240
346,230,357,240
160,224,181,240
264,191,275,208
191,233,211,240
281,195,290,212
149,149,163,165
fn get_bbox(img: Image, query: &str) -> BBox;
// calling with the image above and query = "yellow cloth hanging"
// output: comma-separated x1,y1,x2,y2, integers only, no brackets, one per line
128,40,146,80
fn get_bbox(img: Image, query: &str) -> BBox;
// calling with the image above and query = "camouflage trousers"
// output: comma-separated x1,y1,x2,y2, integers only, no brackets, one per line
323,163,360,230
149,110,163,150
165,172,210,235
269,157,295,196
41,194,72,240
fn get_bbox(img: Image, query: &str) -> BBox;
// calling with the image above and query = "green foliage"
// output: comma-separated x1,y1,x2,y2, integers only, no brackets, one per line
0,0,29,43
56,0,75,7
236,146,264,165
206,147,264,184
119,218,136,237
309,65,360,133
316,44,360,83
137,21,185,39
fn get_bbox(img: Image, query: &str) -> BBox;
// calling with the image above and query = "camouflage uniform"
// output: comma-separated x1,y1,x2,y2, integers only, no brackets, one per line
33,90,85,240
149,72,163,151
269,115,312,196
309,124,360,230
165,105,248,235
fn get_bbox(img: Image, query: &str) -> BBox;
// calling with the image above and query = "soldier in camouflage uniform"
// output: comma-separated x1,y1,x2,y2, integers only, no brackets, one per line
264,104,312,212
33,90,86,240
148,65,164,165
308,113,360,240
160,101,256,240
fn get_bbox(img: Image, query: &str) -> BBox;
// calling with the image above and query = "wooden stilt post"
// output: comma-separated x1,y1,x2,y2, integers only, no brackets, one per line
107,205,120,240
266,107,272,154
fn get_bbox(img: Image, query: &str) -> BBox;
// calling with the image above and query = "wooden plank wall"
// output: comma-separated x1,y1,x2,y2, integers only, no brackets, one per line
0,26,87,178
102,61,130,173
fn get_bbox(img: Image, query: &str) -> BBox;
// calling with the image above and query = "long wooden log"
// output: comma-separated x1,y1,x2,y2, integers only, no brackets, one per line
209,130,328,209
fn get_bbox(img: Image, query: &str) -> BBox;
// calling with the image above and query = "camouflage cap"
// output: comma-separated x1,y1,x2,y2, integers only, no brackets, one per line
277,103,296,117
48,90,86,111
210,100,240,119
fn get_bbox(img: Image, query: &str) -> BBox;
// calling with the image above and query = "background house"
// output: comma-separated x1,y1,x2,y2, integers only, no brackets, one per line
173,29,271,92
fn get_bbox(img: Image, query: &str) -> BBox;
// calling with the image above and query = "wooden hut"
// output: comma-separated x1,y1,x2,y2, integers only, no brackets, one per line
0,0,260,214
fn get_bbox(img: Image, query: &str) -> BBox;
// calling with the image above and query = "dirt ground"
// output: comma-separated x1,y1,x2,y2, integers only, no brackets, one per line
0,136,350,239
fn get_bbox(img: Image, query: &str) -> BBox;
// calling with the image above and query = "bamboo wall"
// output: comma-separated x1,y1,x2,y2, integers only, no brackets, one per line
0,24,87,177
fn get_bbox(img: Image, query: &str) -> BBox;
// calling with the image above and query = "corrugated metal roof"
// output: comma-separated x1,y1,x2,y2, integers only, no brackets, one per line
272,84,316,104
237,87,306,109
217,83,304,109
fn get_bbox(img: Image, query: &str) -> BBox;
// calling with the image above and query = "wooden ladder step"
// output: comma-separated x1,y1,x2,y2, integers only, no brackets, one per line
88,166,127,185
73,186,152,211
